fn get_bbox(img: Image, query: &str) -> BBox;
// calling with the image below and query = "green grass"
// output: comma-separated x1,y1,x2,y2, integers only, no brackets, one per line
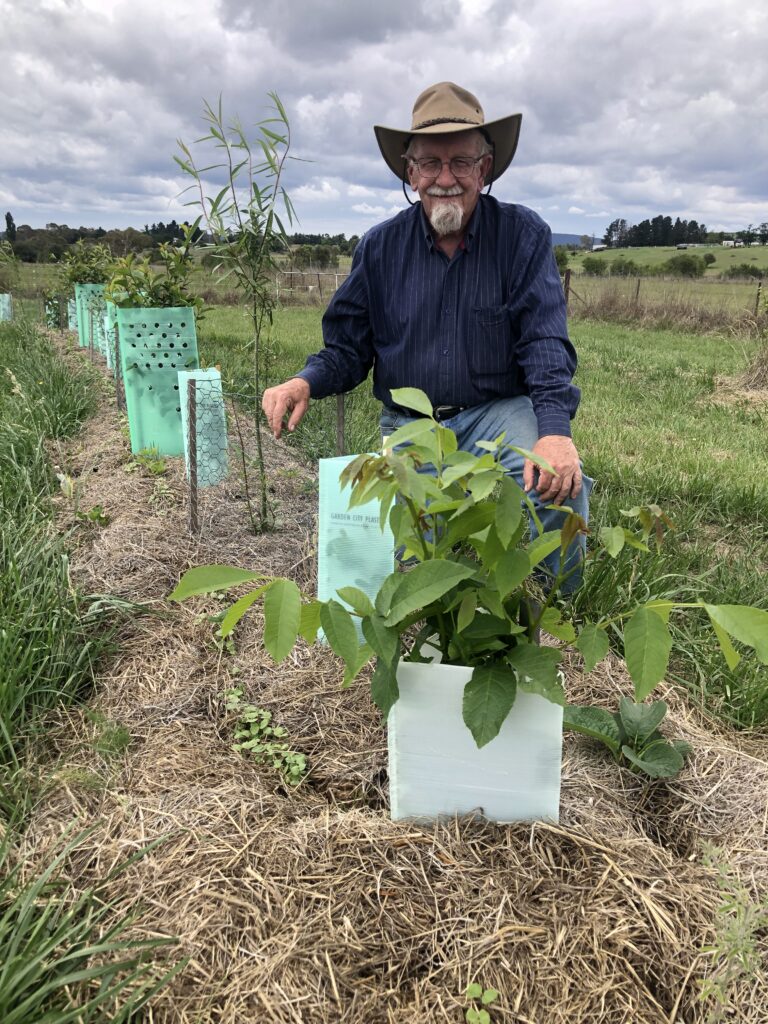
0,322,115,817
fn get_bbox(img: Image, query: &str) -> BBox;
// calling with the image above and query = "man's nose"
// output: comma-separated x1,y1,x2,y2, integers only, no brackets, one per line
435,161,459,186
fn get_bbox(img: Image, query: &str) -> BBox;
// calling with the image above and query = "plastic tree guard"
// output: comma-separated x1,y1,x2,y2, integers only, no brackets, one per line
74,283,106,353
178,367,228,487
317,455,394,640
0,294,12,321
117,307,199,455
389,659,563,823
67,298,77,331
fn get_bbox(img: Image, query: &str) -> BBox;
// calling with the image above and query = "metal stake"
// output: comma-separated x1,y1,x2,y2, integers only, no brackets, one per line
336,393,345,456
187,378,199,535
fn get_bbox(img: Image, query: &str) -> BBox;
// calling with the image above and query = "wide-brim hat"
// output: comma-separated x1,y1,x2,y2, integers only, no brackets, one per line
374,81,522,184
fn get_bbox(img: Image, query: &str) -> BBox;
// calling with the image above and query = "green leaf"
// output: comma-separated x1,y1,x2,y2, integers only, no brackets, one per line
618,698,668,743
362,613,400,665
495,549,531,598
457,591,477,633
468,471,500,501
624,606,673,701
465,983,483,1000
336,586,375,618
461,613,511,640
462,664,517,748
299,600,322,644
389,386,434,417
219,584,270,637
575,623,610,673
374,573,403,617
481,988,500,1005
263,579,301,662
539,608,576,643
384,417,438,451
704,604,768,663
622,739,684,779
384,560,476,626
370,656,399,717
506,643,564,704
706,613,741,671
599,525,626,558
169,564,263,601
342,644,373,688
562,705,622,755
526,530,562,568
320,600,361,665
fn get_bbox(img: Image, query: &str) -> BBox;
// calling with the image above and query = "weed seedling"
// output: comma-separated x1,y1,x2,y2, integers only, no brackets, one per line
465,983,499,1023
125,446,167,476
224,688,307,786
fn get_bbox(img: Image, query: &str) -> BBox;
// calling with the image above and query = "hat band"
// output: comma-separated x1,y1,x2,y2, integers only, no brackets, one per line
411,116,482,130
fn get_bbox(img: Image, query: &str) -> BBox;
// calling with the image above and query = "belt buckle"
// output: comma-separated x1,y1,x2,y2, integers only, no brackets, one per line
433,404,460,422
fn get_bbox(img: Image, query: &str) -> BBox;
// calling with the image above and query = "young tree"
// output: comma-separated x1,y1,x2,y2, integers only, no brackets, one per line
176,94,295,533
4,212,16,243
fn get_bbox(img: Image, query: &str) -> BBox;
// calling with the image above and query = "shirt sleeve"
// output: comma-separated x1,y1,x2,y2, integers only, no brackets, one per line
295,241,376,399
507,220,580,438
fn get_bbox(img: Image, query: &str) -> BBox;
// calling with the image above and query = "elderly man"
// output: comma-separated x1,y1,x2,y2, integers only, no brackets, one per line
263,82,591,583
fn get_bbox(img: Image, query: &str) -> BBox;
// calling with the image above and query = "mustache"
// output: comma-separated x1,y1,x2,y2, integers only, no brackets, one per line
426,185,463,197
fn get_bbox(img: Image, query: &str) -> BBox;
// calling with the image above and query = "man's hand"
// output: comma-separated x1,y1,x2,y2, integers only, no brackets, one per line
262,378,311,440
523,434,582,505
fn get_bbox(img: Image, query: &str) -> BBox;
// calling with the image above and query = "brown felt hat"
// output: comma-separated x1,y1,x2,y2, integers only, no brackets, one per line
374,81,522,184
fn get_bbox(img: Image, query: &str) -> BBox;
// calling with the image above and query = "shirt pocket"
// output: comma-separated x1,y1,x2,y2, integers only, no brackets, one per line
470,304,513,376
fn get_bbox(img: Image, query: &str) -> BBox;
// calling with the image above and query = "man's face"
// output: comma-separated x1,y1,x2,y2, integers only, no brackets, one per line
406,131,492,238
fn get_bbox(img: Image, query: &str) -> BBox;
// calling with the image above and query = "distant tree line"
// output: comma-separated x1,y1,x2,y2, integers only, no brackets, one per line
603,216,768,248
0,211,362,266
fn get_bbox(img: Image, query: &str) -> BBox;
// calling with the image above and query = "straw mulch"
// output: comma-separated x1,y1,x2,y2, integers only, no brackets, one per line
20,342,768,1023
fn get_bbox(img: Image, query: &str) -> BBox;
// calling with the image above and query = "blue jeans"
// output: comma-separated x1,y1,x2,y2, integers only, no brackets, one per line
380,396,593,592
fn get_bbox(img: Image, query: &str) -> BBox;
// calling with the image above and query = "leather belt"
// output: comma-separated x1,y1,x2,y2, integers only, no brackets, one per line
389,403,467,422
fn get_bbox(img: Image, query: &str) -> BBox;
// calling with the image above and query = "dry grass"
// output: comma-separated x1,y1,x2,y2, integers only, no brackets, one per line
16,341,768,1023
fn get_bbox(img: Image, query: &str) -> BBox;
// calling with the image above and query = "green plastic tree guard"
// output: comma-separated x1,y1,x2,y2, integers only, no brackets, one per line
0,294,12,321
74,283,106,352
117,306,199,455
178,368,228,487
317,455,394,641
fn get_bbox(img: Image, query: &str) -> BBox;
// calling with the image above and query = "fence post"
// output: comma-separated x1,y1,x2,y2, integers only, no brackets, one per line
634,277,641,309
317,273,323,300
755,280,763,318
187,378,199,535
88,306,95,362
563,268,571,307
336,394,345,456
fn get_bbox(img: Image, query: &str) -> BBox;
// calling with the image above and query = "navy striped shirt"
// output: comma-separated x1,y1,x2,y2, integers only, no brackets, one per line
297,195,580,437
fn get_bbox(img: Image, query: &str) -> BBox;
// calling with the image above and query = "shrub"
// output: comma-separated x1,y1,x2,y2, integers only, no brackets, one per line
554,245,569,273
659,254,706,278
722,263,763,280
703,253,717,266
582,256,607,276
610,257,641,277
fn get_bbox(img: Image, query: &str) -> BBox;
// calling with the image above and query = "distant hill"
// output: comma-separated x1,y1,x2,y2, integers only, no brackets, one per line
551,233,584,247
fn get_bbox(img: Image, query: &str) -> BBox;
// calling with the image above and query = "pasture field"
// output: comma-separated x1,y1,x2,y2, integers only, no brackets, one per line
568,242,768,276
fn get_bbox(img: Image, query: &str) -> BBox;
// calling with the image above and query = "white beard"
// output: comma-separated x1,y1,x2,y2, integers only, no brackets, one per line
428,200,464,237
425,185,465,237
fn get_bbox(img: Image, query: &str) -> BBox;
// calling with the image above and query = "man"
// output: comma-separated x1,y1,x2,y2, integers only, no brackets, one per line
263,82,591,582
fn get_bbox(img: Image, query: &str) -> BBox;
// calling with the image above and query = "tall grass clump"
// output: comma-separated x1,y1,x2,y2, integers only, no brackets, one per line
0,322,113,814
0,825,181,1022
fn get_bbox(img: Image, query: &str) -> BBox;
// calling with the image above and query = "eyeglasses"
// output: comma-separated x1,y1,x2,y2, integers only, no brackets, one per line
406,156,484,179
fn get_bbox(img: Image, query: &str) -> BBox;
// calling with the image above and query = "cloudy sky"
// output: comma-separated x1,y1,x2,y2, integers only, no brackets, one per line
2,0,767,240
